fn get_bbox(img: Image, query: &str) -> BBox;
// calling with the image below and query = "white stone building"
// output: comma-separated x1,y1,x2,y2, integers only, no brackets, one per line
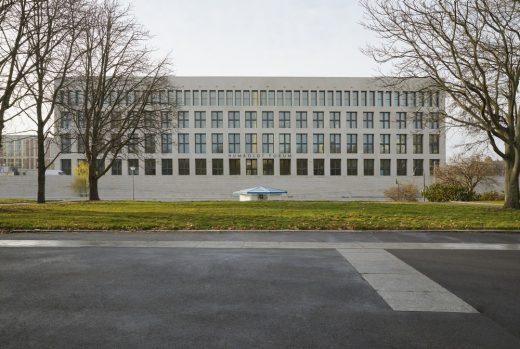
55,76,445,200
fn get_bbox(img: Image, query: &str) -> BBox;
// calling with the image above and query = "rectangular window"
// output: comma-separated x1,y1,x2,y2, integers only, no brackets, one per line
318,91,326,106
246,159,257,175
380,134,390,154
235,91,242,106
279,133,291,153
380,159,391,176
396,134,407,154
369,91,376,106
347,159,358,176
243,91,250,106
279,111,291,128
413,112,423,129
313,133,324,154
413,159,424,176
268,90,275,106
363,134,374,154
346,134,357,153
327,91,334,106
329,112,340,128
245,133,257,153
184,90,192,106
195,111,206,128
296,112,307,128
195,159,207,175
360,91,367,106
364,159,374,176
161,133,172,153
226,90,233,106
212,133,223,153
228,111,240,128
429,134,440,154
61,159,71,175
284,91,292,106
310,90,318,106
178,111,189,128
330,134,341,153
128,159,139,175
297,159,308,175
161,159,173,175
302,91,309,106
178,159,189,175
335,91,342,106
127,135,138,154
397,159,407,176
293,91,300,106
397,112,407,129
429,113,440,129
209,90,217,106
352,91,359,106
346,112,357,128
312,112,324,128
385,91,392,107
245,111,257,128
413,134,423,154
144,134,155,153
260,90,267,106
60,134,72,153
277,90,284,106
229,159,240,175
211,111,223,128
178,133,189,153
212,159,223,175
280,159,291,175
145,159,156,175
263,159,274,175
377,91,384,107
262,133,274,153
60,112,71,129
228,133,240,154
161,112,172,128
111,159,122,175
193,90,201,106
296,133,308,153
313,159,324,175
344,91,350,106
195,133,206,154
380,112,390,129
363,112,374,128
430,159,440,175
262,111,274,128
330,159,341,176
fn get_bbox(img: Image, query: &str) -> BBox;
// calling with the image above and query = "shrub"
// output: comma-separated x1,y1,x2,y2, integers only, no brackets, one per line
384,184,418,202
478,191,505,201
422,183,476,202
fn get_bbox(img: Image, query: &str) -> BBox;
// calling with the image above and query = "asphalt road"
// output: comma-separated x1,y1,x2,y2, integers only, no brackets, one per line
1,231,519,348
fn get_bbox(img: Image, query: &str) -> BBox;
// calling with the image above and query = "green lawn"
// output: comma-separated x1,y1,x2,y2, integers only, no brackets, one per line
0,200,519,231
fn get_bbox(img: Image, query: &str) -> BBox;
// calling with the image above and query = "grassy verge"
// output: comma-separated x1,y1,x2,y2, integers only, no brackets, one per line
0,200,519,231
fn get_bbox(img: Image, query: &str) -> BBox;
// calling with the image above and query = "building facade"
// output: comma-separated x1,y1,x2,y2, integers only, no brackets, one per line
0,135,55,174
56,77,445,200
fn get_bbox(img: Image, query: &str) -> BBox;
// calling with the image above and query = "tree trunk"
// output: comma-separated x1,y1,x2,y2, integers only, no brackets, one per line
88,172,100,201
36,128,46,203
503,153,520,209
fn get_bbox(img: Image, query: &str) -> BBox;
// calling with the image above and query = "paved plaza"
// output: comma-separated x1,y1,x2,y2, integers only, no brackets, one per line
1,231,519,348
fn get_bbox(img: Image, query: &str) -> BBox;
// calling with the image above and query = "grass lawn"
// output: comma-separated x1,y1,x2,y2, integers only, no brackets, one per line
0,200,519,231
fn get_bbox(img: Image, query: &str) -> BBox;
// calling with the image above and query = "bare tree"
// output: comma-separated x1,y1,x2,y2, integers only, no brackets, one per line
361,0,520,208
63,0,173,201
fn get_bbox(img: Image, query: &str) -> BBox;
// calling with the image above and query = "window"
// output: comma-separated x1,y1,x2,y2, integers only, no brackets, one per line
246,159,257,175
363,134,374,154
380,112,390,129
195,111,206,128
161,133,172,153
313,133,324,153
245,133,257,153
226,90,233,105
212,133,223,153
296,133,307,153
243,91,251,106
430,159,440,175
144,134,155,153
363,112,374,128
211,111,223,128
397,112,407,129
279,133,291,153
200,90,207,106
277,90,284,106
209,90,217,106
279,111,290,128
228,133,240,153
368,91,376,106
128,159,139,175
396,159,407,176
260,90,267,106
385,91,392,106
297,159,308,175
311,90,318,106
111,159,122,175
195,133,206,154
346,112,357,128
380,159,391,176
330,112,340,128
330,159,341,176
178,111,189,128
268,90,275,106
145,159,156,175
161,112,172,128
184,91,192,106
413,159,424,176
178,133,189,153
235,91,242,106
312,112,324,128
262,111,274,128
346,134,357,153
143,112,155,128
262,133,274,153
60,112,72,129
380,134,390,154
77,112,85,128
229,159,240,175
60,134,72,153
178,159,189,175
296,112,307,128
327,91,334,106
429,134,440,154
396,134,407,154
347,159,358,176
335,91,342,106
413,112,423,129
162,159,173,175
413,134,423,154
429,113,440,129
284,91,292,106
280,159,291,175
212,159,223,175
330,134,341,153
245,111,257,128
228,111,240,128
364,159,374,176
318,91,325,106
263,159,274,175
195,159,206,175
293,91,300,106
218,90,225,106
313,159,324,175
61,159,71,175
352,91,359,106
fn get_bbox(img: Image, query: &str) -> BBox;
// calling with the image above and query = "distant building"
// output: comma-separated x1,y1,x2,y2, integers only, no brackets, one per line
0,135,55,174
